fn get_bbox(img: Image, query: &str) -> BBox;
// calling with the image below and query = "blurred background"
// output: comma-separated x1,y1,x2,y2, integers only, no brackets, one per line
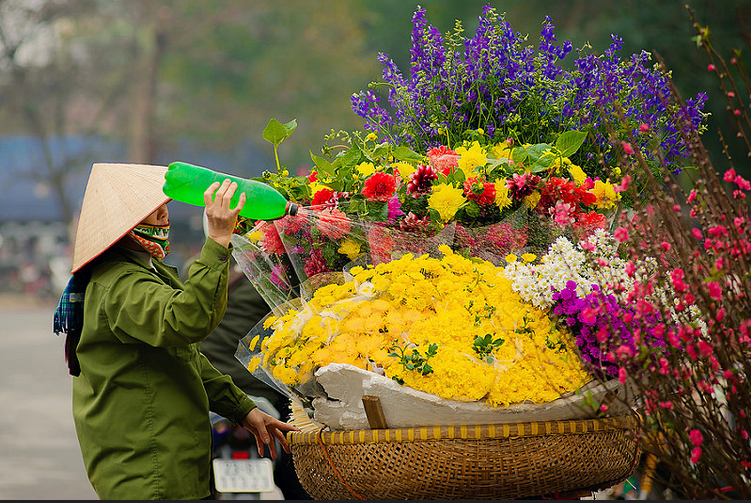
1,0,750,303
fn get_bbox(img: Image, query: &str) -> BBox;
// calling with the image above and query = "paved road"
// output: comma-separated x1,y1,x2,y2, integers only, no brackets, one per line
0,297,98,500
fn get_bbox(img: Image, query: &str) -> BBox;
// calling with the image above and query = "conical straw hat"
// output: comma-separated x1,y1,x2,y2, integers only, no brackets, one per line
71,163,170,273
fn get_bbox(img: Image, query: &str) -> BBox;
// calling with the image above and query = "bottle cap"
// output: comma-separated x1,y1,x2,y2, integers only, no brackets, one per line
286,202,299,216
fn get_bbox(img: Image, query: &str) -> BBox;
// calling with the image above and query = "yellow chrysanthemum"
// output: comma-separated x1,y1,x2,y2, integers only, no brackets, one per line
489,140,514,161
393,161,416,180
427,183,466,222
356,161,376,177
494,180,512,209
567,164,587,185
338,238,362,260
521,253,536,263
590,179,620,209
524,191,541,209
455,141,487,175
251,249,591,406
248,229,265,244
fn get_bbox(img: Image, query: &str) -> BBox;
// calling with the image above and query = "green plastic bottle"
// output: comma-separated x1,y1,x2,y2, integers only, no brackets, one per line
162,161,298,220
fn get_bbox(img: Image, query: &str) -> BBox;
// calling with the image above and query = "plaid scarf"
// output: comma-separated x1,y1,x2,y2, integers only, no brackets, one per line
53,269,90,376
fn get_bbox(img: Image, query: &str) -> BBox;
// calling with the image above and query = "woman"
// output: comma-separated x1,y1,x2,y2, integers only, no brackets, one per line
53,162,297,500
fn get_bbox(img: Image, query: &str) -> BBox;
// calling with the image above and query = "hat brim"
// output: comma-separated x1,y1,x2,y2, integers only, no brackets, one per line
71,163,170,273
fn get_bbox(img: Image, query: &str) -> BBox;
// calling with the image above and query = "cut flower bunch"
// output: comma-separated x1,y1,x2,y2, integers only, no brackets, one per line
244,244,590,407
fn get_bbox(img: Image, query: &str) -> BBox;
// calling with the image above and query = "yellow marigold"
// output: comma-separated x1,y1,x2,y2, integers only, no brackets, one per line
521,253,536,263
455,141,487,175
427,183,466,221
590,179,620,209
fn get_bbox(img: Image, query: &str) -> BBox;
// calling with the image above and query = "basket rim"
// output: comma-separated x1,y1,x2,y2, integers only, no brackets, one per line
288,414,637,445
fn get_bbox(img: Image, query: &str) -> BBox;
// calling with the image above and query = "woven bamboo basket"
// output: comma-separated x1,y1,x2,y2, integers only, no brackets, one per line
288,415,640,500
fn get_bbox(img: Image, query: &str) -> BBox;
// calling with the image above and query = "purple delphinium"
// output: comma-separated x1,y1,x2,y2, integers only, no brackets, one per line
552,281,667,378
352,5,707,186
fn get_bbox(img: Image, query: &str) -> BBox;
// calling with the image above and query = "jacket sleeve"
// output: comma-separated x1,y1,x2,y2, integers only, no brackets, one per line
103,238,232,347
200,351,257,424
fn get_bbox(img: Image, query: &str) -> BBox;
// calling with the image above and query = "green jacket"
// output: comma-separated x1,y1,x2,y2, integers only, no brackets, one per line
72,238,256,500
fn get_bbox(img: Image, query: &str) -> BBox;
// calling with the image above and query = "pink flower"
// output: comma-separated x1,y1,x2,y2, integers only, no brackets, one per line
724,168,737,182
691,447,702,464
639,123,650,132
707,281,722,301
735,175,751,190
581,305,601,324
708,63,716,71
687,189,697,203
698,340,713,357
621,141,635,155
614,226,629,242
427,145,460,175
618,367,627,384
614,175,631,193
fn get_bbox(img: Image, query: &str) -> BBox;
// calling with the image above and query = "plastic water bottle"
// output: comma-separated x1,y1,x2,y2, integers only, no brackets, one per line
163,161,299,220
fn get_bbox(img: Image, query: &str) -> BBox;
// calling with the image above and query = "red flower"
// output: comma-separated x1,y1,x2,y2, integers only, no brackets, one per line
573,211,607,240
537,177,596,213
311,188,335,207
506,172,540,200
303,247,327,277
362,172,396,202
260,221,286,255
463,177,496,206
427,145,460,175
407,164,438,196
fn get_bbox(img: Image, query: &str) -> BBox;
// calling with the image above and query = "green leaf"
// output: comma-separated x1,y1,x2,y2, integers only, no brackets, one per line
511,146,529,165
262,118,297,146
392,145,425,163
555,130,587,158
332,143,363,170
310,150,335,177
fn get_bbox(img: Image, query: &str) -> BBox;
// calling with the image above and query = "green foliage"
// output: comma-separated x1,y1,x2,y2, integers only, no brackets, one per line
389,342,439,379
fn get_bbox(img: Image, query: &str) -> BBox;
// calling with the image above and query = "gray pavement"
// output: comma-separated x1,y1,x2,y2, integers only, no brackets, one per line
0,297,98,500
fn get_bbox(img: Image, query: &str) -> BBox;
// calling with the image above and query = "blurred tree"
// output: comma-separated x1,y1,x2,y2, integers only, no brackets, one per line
0,0,111,224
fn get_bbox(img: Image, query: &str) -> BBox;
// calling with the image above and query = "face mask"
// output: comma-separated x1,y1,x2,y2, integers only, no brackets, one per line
129,223,170,259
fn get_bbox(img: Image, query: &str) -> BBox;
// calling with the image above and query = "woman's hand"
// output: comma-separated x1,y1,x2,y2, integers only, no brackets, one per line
241,407,299,459
203,179,246,248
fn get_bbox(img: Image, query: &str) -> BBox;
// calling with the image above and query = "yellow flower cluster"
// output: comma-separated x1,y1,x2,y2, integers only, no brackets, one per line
248,245,590,406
